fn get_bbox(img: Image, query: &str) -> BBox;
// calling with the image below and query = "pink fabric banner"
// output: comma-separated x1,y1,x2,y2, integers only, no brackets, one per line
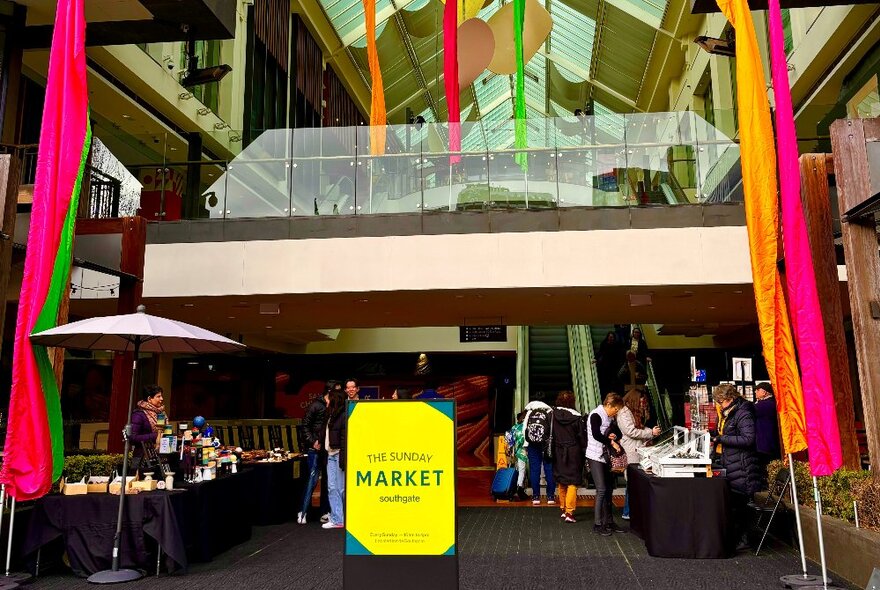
0,0,90,500
768,0,842,476
443,0,461,164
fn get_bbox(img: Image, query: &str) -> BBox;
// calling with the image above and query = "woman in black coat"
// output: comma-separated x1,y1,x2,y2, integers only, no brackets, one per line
551,391,586,523
713,384,761,550
713,384,762,497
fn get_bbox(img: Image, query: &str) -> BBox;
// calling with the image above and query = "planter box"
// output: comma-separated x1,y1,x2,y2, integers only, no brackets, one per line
798,504,880,588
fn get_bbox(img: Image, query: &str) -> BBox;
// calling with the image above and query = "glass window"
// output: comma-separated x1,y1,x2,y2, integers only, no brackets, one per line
847,75,880,119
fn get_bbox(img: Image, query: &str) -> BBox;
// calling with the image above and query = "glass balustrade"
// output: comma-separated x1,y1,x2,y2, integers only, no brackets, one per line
124,113,747,221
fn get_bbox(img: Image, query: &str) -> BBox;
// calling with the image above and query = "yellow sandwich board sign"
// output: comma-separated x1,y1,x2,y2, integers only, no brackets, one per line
344,399,457,589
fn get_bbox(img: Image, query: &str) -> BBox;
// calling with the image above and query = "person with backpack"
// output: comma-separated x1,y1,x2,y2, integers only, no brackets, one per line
523,399,556,505
551,391,585,523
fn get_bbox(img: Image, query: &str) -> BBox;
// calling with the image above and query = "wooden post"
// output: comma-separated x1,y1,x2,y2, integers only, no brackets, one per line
799,153,860,470
107,217,146,454
830,119,880,478
0,154,21,357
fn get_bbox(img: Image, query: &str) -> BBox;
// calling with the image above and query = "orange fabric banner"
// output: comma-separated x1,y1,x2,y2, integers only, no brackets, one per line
715,0,807,454
363,0,386,155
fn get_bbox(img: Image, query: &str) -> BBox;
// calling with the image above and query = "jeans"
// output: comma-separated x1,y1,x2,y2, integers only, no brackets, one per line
589,458,614,527
327,453,345,525
622,486,630,518
300,449,330,517
516,459,526,487
527,444,555,499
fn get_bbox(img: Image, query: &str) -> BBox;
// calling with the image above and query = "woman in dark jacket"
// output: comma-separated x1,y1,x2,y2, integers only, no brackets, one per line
323,389,347,529
713,384,761,550
713,384,761,497
130,385,164,472
551,391,586,523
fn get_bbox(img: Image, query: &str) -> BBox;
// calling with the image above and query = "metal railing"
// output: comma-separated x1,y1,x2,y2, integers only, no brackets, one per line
0,144,122,219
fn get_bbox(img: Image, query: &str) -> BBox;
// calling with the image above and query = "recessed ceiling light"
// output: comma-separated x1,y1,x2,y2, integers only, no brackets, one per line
265,326,272,329
227,316,235,319
455,295,465,299
121,114,133,120
357,299,369,303
183,303,195,307
708,306,716,310
734,290,743,294
170,146,177,151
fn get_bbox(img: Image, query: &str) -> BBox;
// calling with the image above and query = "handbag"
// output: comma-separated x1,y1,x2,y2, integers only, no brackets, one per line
605,442,628,474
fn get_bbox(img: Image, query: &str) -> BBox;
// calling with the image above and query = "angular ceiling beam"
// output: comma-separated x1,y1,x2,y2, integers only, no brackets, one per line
539,49,641,110
340,0,421,47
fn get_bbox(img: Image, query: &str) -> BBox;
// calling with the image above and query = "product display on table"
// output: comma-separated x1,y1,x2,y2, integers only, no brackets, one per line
639,426,712,478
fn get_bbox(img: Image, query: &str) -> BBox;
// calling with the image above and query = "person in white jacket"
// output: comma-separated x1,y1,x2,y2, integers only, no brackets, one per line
618,389,660,519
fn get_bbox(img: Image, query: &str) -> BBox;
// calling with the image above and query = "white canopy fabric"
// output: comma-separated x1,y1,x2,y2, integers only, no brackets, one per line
30,306,245,354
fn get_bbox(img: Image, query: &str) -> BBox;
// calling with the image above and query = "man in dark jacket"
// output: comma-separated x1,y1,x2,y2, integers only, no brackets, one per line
754,382,781,479
713,384,761,550
297,388,331,524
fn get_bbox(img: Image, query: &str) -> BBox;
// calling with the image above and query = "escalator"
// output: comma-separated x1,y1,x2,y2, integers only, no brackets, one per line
527,326,573,404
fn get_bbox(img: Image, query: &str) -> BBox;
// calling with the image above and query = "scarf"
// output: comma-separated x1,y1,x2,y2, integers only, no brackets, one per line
137,399,165,436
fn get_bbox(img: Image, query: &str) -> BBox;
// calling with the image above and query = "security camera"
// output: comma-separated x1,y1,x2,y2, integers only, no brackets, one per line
167,63,174,70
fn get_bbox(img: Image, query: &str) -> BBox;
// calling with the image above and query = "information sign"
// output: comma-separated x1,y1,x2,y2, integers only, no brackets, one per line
344,399,457,589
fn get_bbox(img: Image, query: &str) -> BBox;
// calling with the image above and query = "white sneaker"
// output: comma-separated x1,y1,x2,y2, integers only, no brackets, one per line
297,512,306,524
320,513,331,523
322,521,344,529
531,498,541,505
621,514,630,520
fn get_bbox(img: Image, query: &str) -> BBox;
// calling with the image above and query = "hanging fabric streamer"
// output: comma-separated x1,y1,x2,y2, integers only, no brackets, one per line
767,0,841,475
0,0,91,501
513,0,527,170
444,0,460,163
714,0,806,455
363,0,386,155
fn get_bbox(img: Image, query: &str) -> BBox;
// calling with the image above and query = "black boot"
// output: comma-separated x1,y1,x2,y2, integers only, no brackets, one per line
516,487,529,501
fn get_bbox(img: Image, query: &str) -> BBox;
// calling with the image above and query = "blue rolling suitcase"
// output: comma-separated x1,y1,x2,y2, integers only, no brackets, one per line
491,467,517,500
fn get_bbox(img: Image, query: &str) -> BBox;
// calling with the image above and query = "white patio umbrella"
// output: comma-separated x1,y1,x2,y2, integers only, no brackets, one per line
30,304,245,584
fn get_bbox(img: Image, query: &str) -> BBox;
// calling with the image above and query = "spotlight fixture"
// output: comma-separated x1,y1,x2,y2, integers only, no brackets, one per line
197,107,211,116
214,121,230,130
178,92,194,100
181,64,232,87
694,33,735,57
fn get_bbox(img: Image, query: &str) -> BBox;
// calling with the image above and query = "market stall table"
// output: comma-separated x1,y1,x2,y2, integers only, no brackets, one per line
241,459,305,526
22,490,188,577
180,468,256,562
627,464,734,558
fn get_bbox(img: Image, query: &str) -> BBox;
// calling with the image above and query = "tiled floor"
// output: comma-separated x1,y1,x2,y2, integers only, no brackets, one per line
27,507,853,590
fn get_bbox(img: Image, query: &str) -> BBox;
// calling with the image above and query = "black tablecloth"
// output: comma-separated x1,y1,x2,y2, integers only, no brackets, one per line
179,468,256,562
22,491,188,576
627,465,734,558
241,460,304,525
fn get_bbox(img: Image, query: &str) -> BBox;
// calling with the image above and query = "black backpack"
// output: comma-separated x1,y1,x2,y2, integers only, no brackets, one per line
525,408,551,445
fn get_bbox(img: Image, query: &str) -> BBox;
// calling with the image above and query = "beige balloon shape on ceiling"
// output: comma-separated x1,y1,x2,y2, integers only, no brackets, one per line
457,18,495,87
486,0,552,76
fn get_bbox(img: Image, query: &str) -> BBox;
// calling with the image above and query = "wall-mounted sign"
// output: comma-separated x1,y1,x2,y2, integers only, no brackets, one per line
459,325,506,343
344,399,457,589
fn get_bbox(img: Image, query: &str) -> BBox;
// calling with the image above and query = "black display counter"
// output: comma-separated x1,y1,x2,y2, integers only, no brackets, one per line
180,468,256,562
22,490,188,576
627,465,734,558
241,459,304,526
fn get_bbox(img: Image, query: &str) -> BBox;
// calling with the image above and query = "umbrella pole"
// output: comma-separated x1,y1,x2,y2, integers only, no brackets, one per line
88,338,143,584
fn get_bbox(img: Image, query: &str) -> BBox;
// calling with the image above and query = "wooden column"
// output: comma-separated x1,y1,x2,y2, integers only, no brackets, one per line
0,154,21,356
830,119,880,478
799,153,860,469
104,217,146,453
